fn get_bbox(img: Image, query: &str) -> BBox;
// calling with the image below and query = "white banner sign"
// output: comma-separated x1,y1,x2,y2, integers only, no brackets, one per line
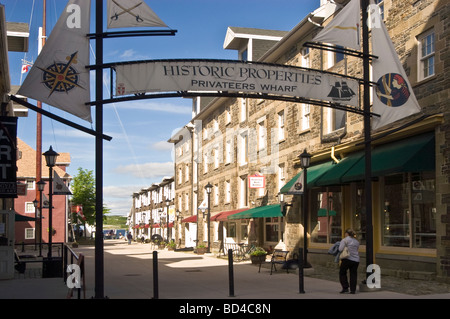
115,60,359,107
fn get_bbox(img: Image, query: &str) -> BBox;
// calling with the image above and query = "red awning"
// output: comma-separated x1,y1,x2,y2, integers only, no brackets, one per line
181,215,197,223
211,208,249,221
153,222,174,228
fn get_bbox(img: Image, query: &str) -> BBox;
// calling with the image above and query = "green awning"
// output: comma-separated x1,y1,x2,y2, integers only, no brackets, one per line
342,132,435,182
315,132,435,186
15,213,37,222
280,161,335,194
227,204,282,220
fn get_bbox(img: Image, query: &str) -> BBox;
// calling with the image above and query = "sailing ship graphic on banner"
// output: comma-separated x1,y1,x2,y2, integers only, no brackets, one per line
328,81,356,102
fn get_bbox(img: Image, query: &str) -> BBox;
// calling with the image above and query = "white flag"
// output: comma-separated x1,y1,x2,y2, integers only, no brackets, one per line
312,0,361,50
53,171,72,195
107,0,167,29
17,0,92,123
370,5,421,130
285,171,304,195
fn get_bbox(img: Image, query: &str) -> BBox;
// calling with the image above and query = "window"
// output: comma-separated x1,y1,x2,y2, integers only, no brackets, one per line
240,175,248,208
258,120,266,151
323,107,346,135
418,30,435,80
25,202,35,213
382,172,436,249
310,187,343,244
278,110,285,141
203,153,208,174
225,106,231,125
264,217,284,243
240,98,247,122
376,0,384,20
239,132,248,166
26,180,34,190
25,228,35,240
301,104,310,131
214,184,219,206
225,139,232,164
185,193,189,211
185,164,189,181
301,47,310,68
278,163,285,191
213,116,219,133
225,180,231,203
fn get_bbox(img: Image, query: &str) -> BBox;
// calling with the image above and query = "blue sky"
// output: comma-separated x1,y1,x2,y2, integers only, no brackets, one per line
5,0,320,215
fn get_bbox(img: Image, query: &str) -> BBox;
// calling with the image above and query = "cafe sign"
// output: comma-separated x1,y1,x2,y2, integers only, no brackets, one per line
0,117,18,198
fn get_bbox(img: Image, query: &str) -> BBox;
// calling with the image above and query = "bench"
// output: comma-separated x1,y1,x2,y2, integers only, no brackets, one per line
14,250,26,274
270,250,289,275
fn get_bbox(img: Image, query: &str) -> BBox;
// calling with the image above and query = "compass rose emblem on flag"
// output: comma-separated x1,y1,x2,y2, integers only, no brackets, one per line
39,52,84,97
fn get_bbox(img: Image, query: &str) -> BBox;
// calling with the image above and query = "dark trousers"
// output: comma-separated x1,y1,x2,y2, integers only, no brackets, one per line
339,259,359,292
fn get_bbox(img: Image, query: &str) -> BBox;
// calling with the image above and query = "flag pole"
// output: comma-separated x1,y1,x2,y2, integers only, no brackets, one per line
94,0,105,299
361,0,374,280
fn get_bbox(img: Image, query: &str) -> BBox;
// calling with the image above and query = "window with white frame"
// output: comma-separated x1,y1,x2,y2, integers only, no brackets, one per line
240,175,248,208
25,202,35,213
240,98,247,122
214,147,219,169
301,47,310,68
214,184,219,206
26,179,35,190
225,180,231,203
225,139,232,164
278,163,286,191
278,110,285,141
301,104,310,131
258,120,266,151
185,164,189,181
185,193,189,211
239,132,248,165
25,228,35,240
203,153,208,173
178,166,182,184
376,0,384,20
213,116,219,133
418,29,435,81
225,106,231,125
323,107,346,134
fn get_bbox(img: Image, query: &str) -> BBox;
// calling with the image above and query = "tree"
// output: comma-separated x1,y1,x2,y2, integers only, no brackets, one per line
71,167,110,225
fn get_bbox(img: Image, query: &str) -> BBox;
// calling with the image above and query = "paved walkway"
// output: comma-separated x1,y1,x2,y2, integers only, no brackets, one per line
1,239,449,300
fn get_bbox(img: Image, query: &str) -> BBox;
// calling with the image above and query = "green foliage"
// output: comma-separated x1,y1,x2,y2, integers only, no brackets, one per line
250,247,267,256
71,167,110,225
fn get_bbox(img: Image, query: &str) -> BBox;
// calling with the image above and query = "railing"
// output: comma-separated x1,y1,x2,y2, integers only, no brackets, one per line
64,244,86,299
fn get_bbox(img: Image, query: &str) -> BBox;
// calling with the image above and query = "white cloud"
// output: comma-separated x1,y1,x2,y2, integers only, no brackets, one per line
152,141,173,151
114,162,174,179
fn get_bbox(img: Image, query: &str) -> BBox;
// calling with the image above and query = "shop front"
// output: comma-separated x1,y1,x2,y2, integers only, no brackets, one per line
281,131,437,273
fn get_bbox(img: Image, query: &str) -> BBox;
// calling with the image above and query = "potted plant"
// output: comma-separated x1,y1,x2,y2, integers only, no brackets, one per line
250,247,267,264
196,244,207,254
71,241,79,248
167,241,176,250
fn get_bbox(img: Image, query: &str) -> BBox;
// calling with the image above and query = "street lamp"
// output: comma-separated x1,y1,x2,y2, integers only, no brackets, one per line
43,145,59,259
204,182,213,253
33,199,38,250
299,149,311,268
36,180,45,257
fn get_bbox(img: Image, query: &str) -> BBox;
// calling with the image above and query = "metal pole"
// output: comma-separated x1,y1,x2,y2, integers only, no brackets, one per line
48,166,53,259
361,0,374,276
303,167,308,267
207,193,211,253
298,247,305,293
228,249,235,297
39,188,42,257
94,0,104,299
153,251,159,299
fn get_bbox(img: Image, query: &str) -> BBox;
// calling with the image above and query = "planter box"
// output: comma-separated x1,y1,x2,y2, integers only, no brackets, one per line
250,255,266,264
196,247,207,254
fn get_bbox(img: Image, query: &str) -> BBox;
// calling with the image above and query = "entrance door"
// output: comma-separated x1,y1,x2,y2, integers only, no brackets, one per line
0,210,15,279
184,223,197,248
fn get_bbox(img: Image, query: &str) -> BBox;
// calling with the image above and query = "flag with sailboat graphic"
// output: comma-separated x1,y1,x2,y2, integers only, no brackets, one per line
107,0,167,29
17,0,92,123
312,0,360,50
370,5,421,130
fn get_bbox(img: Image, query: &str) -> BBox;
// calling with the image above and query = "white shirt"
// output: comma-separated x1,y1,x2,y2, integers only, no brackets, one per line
339,235,360,262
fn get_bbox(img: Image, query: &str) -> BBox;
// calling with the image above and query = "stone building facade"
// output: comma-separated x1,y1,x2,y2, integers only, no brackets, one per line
170,0,450,281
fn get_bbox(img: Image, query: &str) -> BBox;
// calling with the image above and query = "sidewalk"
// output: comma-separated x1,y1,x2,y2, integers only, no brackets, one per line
1,239,449,300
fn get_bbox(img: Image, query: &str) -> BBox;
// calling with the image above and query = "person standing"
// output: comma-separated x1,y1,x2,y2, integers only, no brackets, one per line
127,232,133,245
339,228,360,294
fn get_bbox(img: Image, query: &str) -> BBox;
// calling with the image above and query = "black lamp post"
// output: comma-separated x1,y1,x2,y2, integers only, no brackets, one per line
33,199,38,250
204,182,213,253
36,180,45,257
299,149,311,267
43,146,58,259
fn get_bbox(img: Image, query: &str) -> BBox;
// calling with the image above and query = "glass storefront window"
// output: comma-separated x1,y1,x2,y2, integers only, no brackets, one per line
354,184,366,245
264,217,284,243
310,187,342,244
382,172,436,248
